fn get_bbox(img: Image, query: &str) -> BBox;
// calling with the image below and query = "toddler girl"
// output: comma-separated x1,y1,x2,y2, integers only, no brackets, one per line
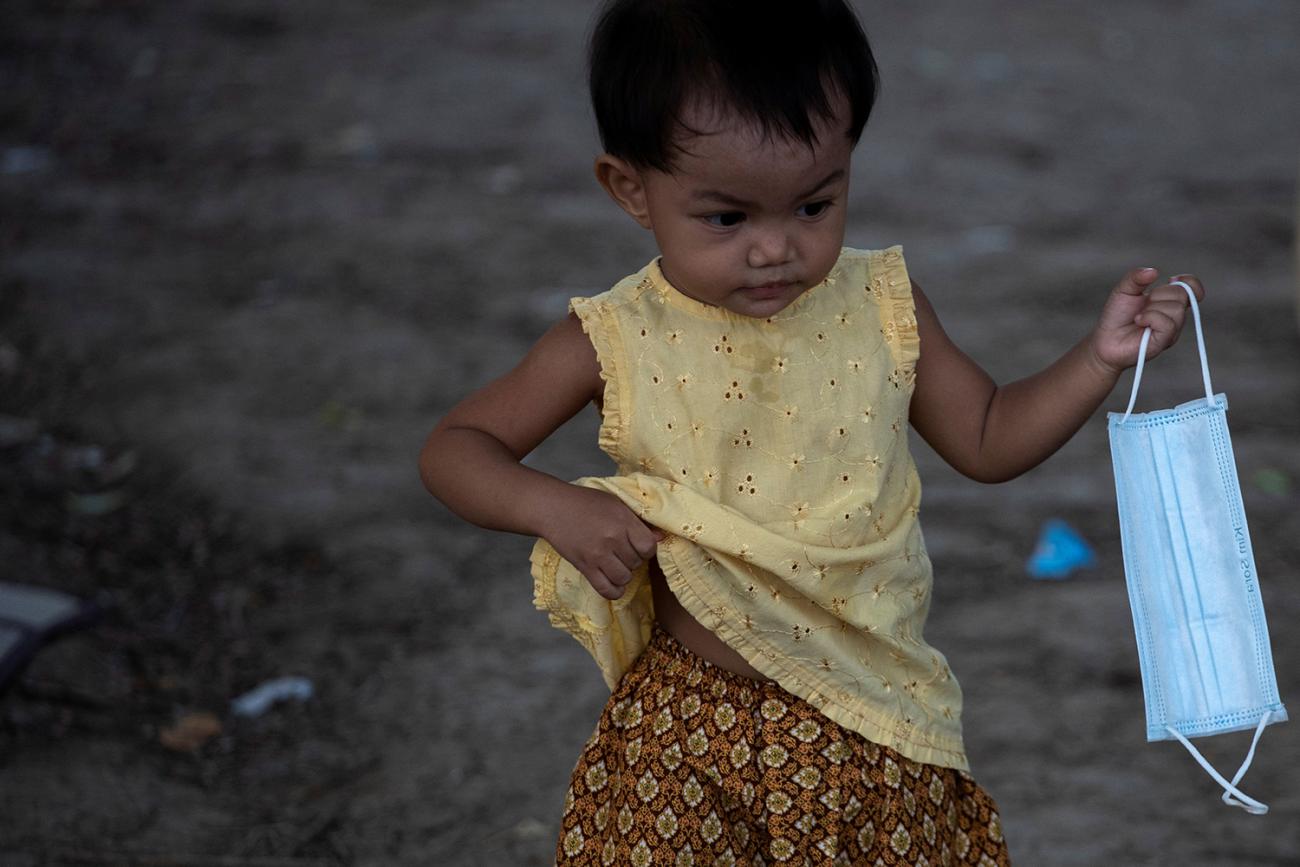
420,1,1203,863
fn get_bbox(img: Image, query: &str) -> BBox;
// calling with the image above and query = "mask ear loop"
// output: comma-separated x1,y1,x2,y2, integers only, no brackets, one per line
1120,280,1214,423
1165,711,1273,815
1120,279,1266,813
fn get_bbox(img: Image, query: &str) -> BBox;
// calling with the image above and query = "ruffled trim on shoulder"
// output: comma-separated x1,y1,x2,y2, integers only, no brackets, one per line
569,294,629,465
869,245,920,377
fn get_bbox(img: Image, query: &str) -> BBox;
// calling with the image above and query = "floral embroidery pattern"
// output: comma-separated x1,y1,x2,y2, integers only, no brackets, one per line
535,247,963,773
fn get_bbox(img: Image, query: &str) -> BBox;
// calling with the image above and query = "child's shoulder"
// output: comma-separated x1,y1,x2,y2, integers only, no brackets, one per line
570,258,659,313
838,244,907,273
835,245,912,297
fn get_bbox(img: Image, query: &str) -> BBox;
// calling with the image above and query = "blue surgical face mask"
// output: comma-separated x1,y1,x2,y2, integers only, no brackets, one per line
1108,281,1287,815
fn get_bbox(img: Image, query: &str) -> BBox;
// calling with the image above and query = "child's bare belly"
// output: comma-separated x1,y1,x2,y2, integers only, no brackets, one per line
648,557,772,682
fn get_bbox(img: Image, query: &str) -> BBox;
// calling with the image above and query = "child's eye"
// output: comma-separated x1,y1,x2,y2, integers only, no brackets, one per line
703,212,745,228
797,200,833,219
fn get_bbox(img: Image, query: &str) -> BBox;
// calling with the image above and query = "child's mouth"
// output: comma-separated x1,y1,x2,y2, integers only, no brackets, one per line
742,282,795,300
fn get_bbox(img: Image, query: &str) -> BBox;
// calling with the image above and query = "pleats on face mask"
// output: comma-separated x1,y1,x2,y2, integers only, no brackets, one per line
1108,281,1286,814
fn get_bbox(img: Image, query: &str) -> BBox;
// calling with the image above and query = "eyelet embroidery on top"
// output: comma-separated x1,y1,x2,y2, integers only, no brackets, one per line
535,248,966,769
648,277,669,304
730,428,753,448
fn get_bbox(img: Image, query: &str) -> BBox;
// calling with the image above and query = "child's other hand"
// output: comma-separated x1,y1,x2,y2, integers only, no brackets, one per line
540,486,664,600
1088,268,1206,375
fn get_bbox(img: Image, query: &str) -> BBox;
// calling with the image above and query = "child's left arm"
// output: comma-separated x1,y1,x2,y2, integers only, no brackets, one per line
908,267,1204,483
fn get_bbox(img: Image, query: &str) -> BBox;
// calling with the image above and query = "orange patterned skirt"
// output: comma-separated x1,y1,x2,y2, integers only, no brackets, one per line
556,628,1010,865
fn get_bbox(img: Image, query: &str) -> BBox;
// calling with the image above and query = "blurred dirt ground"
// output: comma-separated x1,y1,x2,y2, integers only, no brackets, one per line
1,1,1299,864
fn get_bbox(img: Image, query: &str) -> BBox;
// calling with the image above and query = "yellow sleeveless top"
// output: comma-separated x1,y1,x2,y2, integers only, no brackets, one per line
532,246,967,770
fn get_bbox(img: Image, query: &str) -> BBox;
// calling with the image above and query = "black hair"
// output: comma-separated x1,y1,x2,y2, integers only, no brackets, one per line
588,0,880,172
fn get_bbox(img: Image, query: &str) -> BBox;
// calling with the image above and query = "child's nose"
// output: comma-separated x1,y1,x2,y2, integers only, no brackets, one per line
746,228,792,268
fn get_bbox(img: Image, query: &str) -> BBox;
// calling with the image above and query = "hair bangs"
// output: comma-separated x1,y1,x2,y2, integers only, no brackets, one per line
589,0,879,172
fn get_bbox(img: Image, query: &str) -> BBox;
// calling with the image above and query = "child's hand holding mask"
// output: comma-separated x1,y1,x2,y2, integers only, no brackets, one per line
1088,267,1206,374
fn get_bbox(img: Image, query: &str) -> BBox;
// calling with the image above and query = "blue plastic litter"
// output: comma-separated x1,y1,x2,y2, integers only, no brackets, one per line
231,676,314,717
1027,519,1096,579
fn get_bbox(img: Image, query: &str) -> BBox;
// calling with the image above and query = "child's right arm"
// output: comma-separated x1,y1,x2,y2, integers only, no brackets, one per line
418,312,661,600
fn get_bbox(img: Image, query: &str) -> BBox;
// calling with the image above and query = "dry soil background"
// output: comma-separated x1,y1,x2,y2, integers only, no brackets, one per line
2,1,1299,865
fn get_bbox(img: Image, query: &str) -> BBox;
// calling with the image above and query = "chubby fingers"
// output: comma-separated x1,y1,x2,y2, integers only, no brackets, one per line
588,524,664,600
1114,266,1163,296
1166,273,1206,302
1136,276,1205,327
600,553,635,592
1136,288,1185,329
629,522,664,561
1135,274,1207,354
586,569,625,600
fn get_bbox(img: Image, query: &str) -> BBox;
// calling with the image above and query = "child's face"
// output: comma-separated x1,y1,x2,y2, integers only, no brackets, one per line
610,99,854,319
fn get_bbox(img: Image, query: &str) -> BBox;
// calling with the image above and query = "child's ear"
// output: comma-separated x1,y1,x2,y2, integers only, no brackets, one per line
594,155,652,229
